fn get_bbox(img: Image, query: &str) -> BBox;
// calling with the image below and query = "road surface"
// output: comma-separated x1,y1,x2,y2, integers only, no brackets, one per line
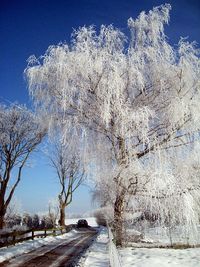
1,228,97,267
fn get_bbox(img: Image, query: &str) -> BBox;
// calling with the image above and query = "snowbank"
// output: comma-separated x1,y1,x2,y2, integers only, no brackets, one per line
76,227,109,267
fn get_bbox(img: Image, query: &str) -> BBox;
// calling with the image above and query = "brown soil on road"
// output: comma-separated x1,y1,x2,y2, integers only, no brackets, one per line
1,228,98,267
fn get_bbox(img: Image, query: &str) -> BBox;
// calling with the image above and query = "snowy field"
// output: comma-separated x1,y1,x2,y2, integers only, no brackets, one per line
119,225,200,267
65,217,98,227
126,225,200,246
0,217,98,264
119,247,200,267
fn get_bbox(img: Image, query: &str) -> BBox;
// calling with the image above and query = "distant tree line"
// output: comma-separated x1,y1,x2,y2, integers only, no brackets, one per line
5,212,57,230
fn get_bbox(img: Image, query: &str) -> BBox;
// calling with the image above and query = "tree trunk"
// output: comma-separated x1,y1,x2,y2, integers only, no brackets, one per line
59,203,66,227
0,208,6,229
114,190,125,247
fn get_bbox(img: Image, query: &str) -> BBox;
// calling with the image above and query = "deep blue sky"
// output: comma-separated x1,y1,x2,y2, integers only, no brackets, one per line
0,0,200,214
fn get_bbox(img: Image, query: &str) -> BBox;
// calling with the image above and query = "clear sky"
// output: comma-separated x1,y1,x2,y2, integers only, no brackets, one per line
0,0,200,214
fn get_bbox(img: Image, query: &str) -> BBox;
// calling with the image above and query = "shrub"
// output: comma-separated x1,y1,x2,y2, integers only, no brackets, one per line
32,214,40,229
94,209,107,226
22,213,33,228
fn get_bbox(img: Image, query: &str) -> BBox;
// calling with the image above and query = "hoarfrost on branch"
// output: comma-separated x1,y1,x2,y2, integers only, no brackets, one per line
26,4,200,245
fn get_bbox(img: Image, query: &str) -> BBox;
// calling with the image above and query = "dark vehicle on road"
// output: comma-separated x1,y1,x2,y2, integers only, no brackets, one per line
77,219,89,228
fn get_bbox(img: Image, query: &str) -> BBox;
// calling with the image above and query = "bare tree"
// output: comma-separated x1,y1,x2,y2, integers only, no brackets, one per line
49,127,85,227
26,4,200,245
0,104,46,229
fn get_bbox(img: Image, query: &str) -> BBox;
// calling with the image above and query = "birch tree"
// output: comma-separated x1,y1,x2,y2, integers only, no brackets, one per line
26,4,200,245
0,104,46,229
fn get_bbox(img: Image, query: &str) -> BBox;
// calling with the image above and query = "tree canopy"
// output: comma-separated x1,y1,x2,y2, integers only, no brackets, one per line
0,104,46,229
26,4,200,245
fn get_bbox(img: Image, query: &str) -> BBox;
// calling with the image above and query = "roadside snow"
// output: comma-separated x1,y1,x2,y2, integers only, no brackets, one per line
119,247,200,267
0,229,78,263
76,227,109,267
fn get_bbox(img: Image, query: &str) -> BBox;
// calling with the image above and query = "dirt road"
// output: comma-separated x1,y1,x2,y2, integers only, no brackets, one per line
1,228,97,267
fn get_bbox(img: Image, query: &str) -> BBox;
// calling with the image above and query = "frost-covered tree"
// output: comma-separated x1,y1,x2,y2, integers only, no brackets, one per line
32,214,40,229
48,198,59,227
22,213,33,228
0,104,46,229
40,214,54,229
141,147,200,244
5,197,22,228
5,214,22,229
26,4,200,245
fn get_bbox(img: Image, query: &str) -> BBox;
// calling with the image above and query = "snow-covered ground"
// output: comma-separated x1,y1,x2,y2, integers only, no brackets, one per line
2,216,200,267
119,247,200,267
0,217,98,264
76,227,109,267
119,224,200,267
